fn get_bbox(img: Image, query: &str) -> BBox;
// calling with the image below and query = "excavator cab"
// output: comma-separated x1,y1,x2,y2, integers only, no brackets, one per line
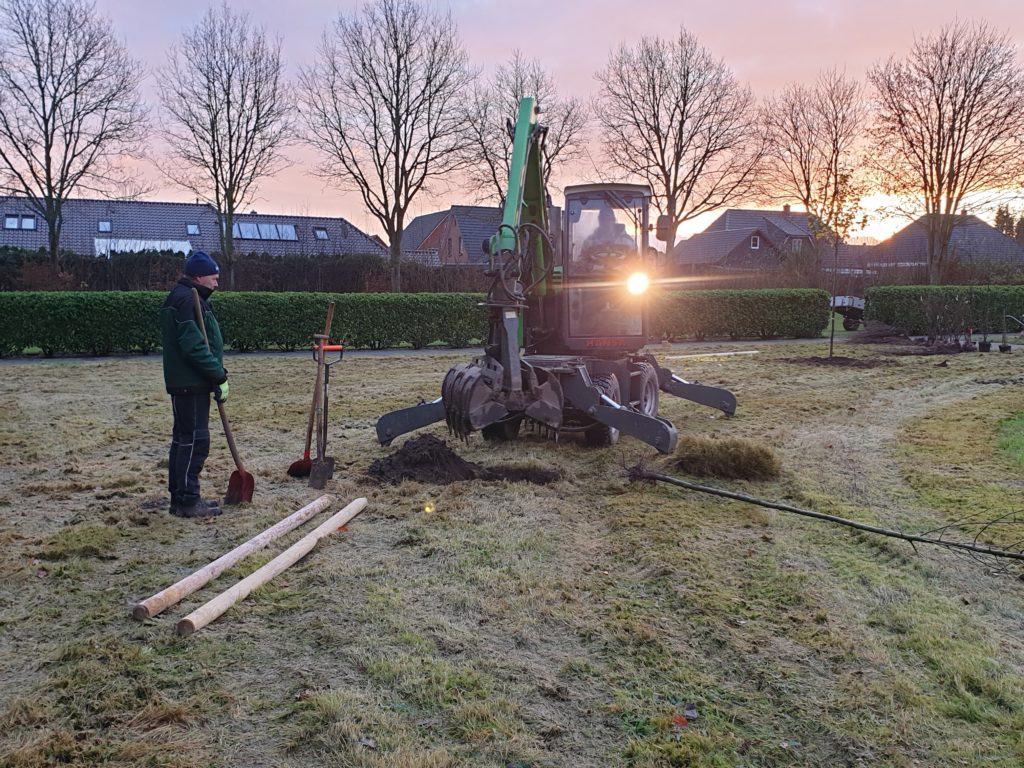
561,185,650,350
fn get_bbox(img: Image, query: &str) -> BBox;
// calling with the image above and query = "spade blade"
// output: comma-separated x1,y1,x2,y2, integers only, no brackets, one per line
308,456,335,489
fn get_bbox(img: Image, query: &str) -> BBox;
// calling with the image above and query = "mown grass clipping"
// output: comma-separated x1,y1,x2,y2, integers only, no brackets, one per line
672,435,781,480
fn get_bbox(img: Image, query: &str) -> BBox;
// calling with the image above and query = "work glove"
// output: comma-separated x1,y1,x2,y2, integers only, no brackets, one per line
214,381,229,403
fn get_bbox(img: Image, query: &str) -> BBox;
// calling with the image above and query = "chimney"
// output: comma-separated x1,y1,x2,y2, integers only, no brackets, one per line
783,204,791,214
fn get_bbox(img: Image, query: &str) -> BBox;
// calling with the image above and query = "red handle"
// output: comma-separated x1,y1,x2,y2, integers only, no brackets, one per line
314,344,344,351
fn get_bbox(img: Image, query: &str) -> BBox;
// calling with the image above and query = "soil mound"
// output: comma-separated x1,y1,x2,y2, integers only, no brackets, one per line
367,434,560,486
785,356,887,368
848,322,911,345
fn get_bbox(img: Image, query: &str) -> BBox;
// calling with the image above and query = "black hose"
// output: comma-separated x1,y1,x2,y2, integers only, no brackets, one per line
634,469,1024,563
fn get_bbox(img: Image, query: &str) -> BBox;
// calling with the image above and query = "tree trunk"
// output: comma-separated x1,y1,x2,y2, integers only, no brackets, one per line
390,239,402,292
48,221,61,264
219,210,236,290
665,223,678,253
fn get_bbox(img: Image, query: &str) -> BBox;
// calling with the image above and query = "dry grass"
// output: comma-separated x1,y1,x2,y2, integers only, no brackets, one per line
671,435,781,480
1,343,1023,766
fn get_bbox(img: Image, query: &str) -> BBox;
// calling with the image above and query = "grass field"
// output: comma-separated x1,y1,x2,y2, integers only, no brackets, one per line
1,339,1023,767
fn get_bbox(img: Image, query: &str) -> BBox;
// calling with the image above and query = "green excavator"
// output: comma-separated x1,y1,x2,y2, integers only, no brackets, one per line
376,97,736,453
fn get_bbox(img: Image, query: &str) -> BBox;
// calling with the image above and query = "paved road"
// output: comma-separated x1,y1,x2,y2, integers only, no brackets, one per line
4,335,1022,366
0,337,843,366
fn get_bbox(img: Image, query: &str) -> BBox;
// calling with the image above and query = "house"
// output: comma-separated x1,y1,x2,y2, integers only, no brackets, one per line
401,205,502,266
0,196,384,258
671,205,817,272
869,215,1024,269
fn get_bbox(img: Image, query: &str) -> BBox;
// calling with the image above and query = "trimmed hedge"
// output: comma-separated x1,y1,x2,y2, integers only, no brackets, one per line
650,288,831,340
865,285,1024,336
0,287,832,357
0,291,489,356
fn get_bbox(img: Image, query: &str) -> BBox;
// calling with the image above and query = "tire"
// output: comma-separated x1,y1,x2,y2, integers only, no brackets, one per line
634,363,659,417
842,317,861,331
584,374,620,447
482,416,522,442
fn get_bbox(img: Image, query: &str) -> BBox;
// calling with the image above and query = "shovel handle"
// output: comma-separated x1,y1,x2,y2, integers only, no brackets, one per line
217,400,246,472
304,303,334,455
192,287,246,474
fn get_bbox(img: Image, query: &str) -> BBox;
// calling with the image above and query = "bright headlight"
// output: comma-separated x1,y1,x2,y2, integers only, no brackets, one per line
626,272,650,295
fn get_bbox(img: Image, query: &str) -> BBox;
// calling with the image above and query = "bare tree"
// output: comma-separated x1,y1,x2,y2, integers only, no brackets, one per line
762,70,868,279
157,2,293,289
461,51,587,206
0,0,147,261
301,0,474,292
594,27,766,250
868,20,1024,284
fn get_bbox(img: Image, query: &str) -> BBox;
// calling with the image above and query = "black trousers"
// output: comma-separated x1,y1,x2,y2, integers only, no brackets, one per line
168,393,211,506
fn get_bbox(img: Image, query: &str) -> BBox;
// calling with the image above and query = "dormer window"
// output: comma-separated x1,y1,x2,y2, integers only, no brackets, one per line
187,223,200,235
750,235,760,250
313,227,329,240
791,239,802,253
98,220,112,233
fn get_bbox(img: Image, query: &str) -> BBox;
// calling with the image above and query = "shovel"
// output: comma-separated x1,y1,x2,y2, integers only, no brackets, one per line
309,338,343,489
287,302,335,478
192,288,255,505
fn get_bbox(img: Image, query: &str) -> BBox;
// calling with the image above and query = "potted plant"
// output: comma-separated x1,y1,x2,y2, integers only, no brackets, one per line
999,314,1012,353
978,312,992,352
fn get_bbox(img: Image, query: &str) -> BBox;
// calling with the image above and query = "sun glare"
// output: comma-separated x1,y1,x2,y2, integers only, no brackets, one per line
626,272,650,295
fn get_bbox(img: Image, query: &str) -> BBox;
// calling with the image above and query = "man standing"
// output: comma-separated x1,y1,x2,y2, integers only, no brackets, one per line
160,251,229,518
578,204,636,272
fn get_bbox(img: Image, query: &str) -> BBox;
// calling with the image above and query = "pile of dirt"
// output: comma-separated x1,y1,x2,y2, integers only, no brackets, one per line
366,434,560,486
893,341,970,356
784,356,887,368
848,322,912,345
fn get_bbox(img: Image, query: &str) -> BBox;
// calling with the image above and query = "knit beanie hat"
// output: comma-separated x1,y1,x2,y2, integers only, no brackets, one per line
184,251,220,277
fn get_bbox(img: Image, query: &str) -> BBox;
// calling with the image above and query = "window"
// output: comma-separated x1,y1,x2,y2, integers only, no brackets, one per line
4,214,18,230
313,227,329,241
21,215,35,230
232,221,260,239
98,220,112,233
750,235,760,250
186,223,200,236
791,239,802,253
231,220,299,240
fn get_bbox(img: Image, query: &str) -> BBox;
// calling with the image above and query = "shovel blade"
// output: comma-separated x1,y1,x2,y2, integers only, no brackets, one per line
308,457,335,489
224,470,255,505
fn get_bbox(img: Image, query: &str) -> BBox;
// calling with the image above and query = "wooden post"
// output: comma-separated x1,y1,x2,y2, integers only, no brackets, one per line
176,497,367,636
133,495,335,620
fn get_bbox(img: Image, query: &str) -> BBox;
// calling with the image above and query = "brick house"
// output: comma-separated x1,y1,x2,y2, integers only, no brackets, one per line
671,206,819,272
401,205,502,266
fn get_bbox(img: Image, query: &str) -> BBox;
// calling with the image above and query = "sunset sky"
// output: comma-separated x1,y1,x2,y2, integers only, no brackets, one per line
95,0,1024,242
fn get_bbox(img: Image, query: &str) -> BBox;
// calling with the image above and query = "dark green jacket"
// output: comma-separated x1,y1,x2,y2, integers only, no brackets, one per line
160,278,227,395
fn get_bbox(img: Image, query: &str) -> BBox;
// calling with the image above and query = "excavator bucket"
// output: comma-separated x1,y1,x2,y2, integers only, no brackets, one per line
440,358,562,441
441,361,507,440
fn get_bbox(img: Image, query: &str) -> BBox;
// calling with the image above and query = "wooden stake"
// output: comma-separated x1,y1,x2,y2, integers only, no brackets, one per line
133,495,335,620
176,497,367,636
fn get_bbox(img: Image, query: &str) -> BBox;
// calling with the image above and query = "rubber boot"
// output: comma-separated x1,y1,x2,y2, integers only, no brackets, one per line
171,499,222,518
